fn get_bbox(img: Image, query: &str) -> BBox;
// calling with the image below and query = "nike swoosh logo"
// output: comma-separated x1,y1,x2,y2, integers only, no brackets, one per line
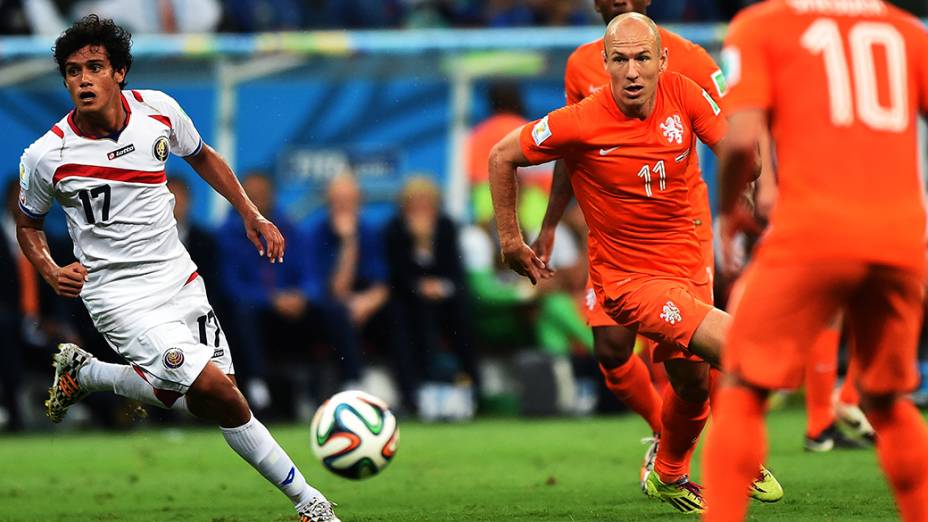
599,146,619,155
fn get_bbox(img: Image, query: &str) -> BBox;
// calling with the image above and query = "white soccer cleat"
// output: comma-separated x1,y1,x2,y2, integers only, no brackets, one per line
833,389,876,442
297,498,340,522
45,343,94,423
640,433,660,494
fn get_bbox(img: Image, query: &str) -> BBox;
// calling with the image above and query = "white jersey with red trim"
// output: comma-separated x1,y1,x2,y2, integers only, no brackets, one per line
18,89,202,334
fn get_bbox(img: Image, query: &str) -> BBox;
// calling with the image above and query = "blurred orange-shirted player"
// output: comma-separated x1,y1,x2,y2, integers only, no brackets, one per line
529,0,729,494
703,0,928,520
490,13,782,514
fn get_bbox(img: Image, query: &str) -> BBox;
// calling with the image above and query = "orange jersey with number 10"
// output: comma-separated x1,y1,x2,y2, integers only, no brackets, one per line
723,0,928,272
564,27,726,242
519,72,727,291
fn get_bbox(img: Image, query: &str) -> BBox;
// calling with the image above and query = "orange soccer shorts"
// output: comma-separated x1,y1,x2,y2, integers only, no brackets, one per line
725,259,924,394
598,271,714,362
585,238,715,330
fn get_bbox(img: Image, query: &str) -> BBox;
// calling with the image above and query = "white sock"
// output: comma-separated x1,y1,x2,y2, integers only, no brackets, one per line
221,414,323,507
78,359,189,412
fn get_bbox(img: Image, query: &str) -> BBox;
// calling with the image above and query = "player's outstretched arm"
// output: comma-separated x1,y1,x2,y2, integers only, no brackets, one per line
15,211,87,298
530,159,574,265
488,127,553,285
185,144,284,263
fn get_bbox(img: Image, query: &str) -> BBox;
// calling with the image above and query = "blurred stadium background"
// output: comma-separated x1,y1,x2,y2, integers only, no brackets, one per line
1,1,928,520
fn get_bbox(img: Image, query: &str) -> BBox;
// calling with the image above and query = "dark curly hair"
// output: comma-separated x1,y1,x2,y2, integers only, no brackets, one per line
53,15,133,88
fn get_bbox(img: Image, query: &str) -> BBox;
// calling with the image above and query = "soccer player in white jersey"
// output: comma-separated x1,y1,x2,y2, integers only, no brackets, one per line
16,15,338,522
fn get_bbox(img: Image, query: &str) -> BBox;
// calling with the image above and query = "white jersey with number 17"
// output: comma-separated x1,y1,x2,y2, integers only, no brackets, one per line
18,89,201,335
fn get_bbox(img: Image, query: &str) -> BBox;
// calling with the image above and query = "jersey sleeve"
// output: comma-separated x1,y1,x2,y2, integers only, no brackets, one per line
680,76,728,146
721,10,772,113
518,105,583,164
140,90,203,158
18,144,54,219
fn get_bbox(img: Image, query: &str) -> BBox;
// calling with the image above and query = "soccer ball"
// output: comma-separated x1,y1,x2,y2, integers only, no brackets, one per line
309,390,399,480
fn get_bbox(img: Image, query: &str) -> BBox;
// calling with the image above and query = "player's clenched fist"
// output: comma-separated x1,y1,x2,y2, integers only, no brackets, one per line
244,213,285,264
51,262,88,298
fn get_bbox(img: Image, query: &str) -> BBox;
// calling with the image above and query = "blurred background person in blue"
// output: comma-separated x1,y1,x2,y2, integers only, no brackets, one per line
299,173,390,391
218,171,301,412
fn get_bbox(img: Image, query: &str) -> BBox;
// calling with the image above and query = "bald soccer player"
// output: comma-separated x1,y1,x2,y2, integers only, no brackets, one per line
530,0,731,491
489,13,781,514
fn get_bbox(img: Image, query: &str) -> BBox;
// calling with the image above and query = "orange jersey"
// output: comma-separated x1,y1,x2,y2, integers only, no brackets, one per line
564,27,726,241
519,72,727,286
723,0,928,273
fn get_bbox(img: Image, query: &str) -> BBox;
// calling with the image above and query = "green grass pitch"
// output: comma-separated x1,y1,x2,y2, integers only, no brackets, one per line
0,408,898,521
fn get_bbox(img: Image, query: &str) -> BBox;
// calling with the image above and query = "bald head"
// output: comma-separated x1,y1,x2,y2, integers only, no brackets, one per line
604,12,661,55
601,12,666,118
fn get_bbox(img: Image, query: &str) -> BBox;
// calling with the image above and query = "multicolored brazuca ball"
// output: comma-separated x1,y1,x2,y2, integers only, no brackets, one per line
310,390,399,480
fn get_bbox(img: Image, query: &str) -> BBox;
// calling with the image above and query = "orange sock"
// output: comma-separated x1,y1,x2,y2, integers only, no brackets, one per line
703,386,768,522
866,399,928,521
600,356,663,434
839,360,860,405
805,327,840,437
653,385,709,483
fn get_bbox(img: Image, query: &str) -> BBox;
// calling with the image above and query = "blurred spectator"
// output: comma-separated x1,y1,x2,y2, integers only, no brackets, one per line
486,0,591,26
0,0,31,35
326,0,405,28
0,179,29,431
218,171,301,410
22,0,221,35
402,0,486,28
385,176,477,413
464,82,536,349
299,173,390,388
468,81,527,190
1,178,91,430
221,0,306,32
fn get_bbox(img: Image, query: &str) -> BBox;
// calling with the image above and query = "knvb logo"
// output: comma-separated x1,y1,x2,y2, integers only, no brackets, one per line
660,301,682,325
660,115,684,145
107,144,135,160
585,287,597,311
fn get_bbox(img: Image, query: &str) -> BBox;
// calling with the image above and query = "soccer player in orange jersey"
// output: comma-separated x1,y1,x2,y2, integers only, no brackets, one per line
530,0,731,490
703,0,928,519
489,13,781,514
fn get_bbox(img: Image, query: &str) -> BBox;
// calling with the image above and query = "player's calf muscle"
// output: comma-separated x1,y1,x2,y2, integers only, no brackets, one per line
187,363,250,426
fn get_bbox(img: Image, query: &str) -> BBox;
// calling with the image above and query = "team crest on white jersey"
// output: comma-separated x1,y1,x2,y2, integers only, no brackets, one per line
660,115,685,145
660,301,682,325
163,348,185,369
153,136,169,162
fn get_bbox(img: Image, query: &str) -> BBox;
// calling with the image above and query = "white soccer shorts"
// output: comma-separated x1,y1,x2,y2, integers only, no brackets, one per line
102,275,234,395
